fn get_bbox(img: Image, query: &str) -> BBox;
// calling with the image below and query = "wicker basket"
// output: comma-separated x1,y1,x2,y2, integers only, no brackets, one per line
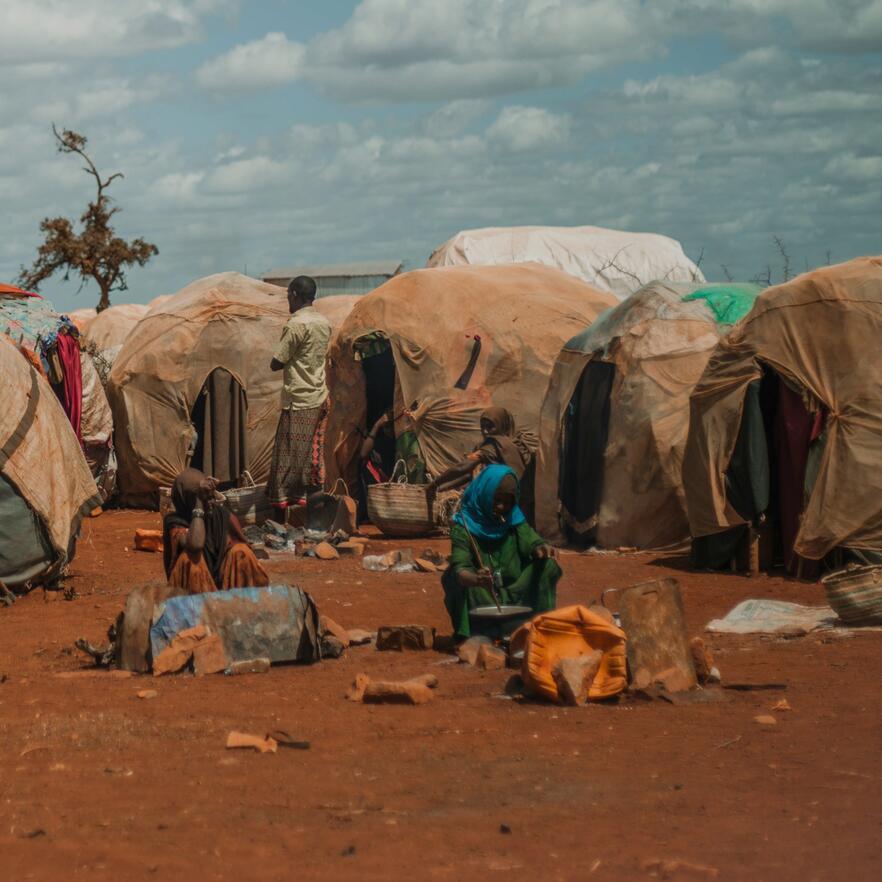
822,563,882,626
223,471,272,527
367,461,434,537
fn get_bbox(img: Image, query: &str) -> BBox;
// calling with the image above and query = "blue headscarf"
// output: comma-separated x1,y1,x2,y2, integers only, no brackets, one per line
453,464,525,542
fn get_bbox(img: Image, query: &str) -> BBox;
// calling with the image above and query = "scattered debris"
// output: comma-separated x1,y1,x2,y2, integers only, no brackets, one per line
642,857,719,879
320,616,351,648
706,599,837,635
618,578,696,694
137,689,158,700
321,636,346,659
1,579,17,606
313,542,339,561
336,541,365,557
414,557,437,573
376,625,435,651
226,731,277,753
476,643,507,671
347,672,438,705
225,657,270,675
754,714,778,726
268,730,311,750
192,634,228,676
552,652,602,706
362,550,417,573
133,529,163,553
689,637,717,684
716,735,742,749
772,698,792,712
152,625,209,676
499,823,511,834
457,635,492,665
347,629,374,646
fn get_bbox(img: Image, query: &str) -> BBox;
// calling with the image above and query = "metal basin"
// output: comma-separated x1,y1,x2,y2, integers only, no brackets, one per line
469,604,534,639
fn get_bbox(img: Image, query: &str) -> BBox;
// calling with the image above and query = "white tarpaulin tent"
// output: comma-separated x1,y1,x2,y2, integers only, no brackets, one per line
427,225,705,301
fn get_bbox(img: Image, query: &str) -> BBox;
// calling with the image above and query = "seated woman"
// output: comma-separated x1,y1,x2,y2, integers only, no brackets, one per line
441,464,560,641
430,406,536,491
162,468,269,593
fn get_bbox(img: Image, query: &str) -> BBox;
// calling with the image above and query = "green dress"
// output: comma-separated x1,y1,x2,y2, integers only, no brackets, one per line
442,522,560,639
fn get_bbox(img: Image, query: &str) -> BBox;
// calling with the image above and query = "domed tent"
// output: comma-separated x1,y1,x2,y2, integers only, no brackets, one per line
684,256,882,574
0,289,115,500
535,281,760,549
109,279,360,506
427,226,705,302
84,303,148,354
325,263,618,490
68,308,97,332
108,273,293,506
0,335,100,590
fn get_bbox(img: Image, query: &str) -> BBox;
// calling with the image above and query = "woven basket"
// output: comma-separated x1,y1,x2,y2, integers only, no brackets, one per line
822,563,882,626
367,461,434,537
223,471,271,527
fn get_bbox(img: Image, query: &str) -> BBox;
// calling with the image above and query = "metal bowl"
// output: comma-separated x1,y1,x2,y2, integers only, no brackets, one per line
469,605,534,639
469,605,533,620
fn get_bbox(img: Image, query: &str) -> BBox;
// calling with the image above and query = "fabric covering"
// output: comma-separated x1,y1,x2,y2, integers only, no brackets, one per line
267,400,329,504
684,256,882,560
427,225,705,302
0,335,100,587
326,263,618,489
82,303,147,354
108,275,355,506
536,281,761,548
190,367,248,484
453,464,525,542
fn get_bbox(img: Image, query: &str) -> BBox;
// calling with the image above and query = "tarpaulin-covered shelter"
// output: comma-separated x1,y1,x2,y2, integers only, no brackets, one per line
68,307,97,332
684,256,882,573
535,281,760,549
0,289,115,500
84,303,148,354
325,263,618,489
109,273,292,505
0,334,101,590
109,277,358,506
427,226,705,302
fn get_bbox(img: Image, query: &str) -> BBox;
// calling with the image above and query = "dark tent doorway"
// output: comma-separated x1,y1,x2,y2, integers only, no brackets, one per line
189,367,248,489
559,361,616,546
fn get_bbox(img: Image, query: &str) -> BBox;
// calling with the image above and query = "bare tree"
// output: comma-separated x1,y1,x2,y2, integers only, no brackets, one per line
773,235,791,283
720,264,734,282
18,125,158,312
750,264,772,287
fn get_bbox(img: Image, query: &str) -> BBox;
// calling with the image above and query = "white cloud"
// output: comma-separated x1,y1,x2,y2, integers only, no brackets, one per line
487,105,572,152
825,153,882,181
196,32,305,91
0,0,231,64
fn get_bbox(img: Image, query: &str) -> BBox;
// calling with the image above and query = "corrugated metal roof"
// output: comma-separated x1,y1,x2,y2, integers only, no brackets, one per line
262,260,402,280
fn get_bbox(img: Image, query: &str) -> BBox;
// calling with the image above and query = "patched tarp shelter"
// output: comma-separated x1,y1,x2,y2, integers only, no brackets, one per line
535,281,760,549
325,263,618,488
0,335,100,589
427,226,705,301
684,256,882,569
84,303,148,354
108,276,359,506
0,290,115,499
68,308,97,332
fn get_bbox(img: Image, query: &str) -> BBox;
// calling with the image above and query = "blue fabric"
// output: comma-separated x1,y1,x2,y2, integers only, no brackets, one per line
453,464,525,542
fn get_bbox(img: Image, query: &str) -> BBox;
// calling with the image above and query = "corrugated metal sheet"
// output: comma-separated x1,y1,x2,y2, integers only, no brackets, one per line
262,260,402,297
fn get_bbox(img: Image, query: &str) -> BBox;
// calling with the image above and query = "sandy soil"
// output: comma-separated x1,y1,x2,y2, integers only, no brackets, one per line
1,509,880,882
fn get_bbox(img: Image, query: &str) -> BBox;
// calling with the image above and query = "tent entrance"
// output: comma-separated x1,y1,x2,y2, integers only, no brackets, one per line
356,336,397,478
692,365,838,575
189,367,248,489
559,360,616,547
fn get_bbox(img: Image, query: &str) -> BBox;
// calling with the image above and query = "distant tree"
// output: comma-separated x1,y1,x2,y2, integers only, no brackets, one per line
18,125,158,312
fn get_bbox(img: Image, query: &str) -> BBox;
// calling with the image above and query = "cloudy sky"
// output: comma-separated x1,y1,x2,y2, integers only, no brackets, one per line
0,0,880,312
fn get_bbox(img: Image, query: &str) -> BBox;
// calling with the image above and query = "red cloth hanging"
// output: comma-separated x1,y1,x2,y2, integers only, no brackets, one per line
55,332,83,443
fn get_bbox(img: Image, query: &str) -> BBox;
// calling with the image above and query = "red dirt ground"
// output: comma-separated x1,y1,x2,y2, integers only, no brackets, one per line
1,510,880,882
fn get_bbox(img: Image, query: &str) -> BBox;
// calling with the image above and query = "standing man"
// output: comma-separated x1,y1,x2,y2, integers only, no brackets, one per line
268,276,332,517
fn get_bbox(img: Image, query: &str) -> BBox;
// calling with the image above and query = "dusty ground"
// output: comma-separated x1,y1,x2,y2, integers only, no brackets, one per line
0,510,880,882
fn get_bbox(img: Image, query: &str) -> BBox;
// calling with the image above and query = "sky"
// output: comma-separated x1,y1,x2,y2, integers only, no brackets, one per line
0,0,880,313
